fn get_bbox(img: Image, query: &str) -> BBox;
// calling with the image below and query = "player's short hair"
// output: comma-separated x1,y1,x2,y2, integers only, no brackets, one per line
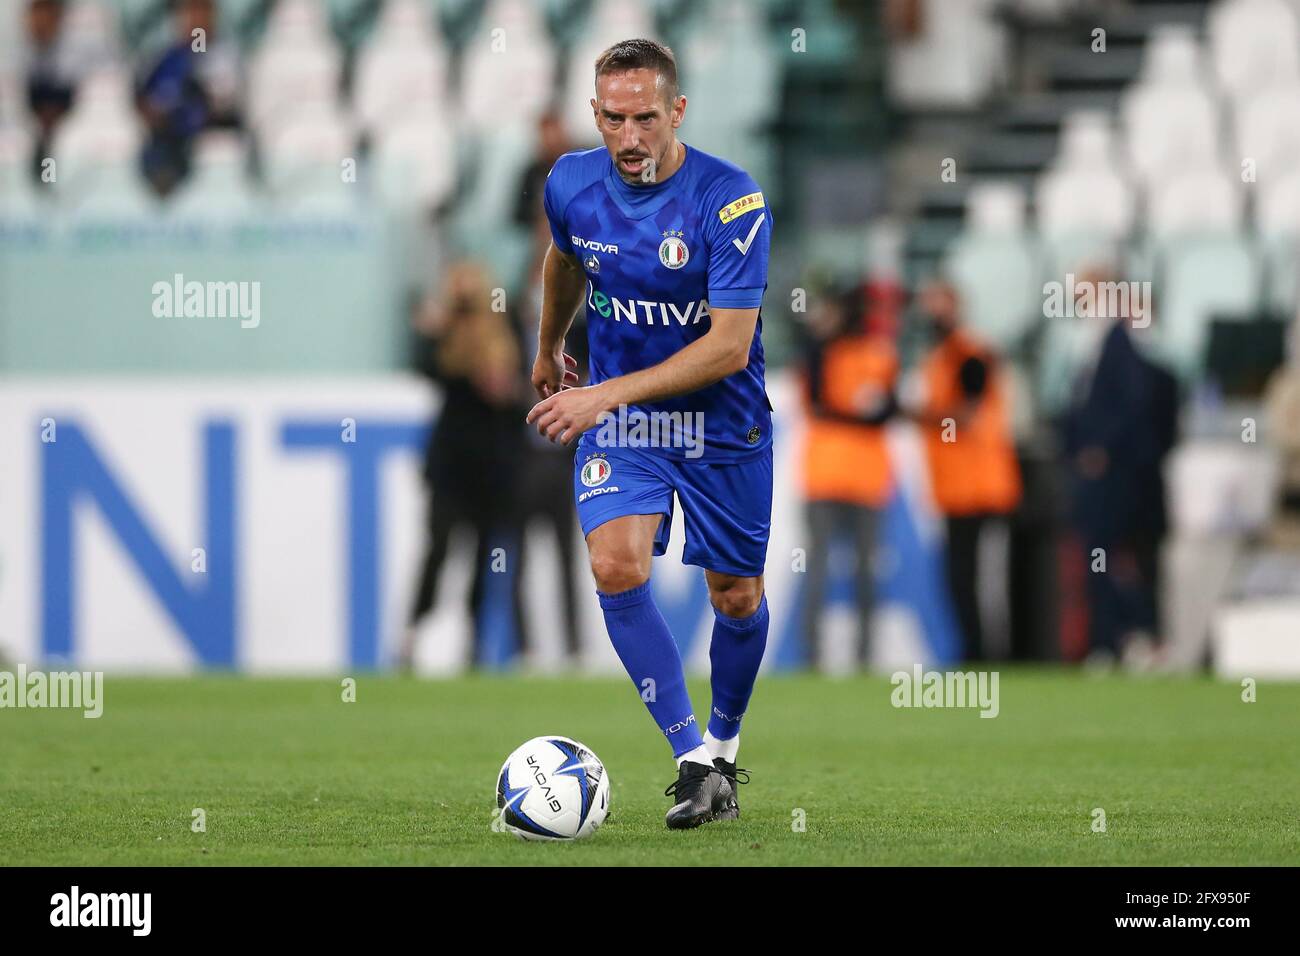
594,38,679,105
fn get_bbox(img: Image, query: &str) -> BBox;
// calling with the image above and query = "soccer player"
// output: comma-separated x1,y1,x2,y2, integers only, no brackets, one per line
526,39,773,829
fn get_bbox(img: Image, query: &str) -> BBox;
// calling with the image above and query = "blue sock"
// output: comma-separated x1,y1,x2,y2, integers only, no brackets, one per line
707,594,770,741
598,581,704,758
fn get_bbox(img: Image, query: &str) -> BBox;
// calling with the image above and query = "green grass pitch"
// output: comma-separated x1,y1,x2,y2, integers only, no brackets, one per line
2,670,1297,865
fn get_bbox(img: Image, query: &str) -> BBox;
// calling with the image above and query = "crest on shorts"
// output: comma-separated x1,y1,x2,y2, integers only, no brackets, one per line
581,455,613,487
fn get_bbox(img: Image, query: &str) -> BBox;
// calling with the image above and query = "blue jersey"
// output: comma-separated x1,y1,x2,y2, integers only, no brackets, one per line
543,144,773,462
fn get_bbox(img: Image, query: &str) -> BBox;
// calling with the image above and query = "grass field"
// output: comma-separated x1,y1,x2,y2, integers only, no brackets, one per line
2,670,1297,865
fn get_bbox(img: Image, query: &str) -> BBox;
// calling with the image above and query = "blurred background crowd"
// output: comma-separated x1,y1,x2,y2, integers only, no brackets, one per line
3,0,1300,676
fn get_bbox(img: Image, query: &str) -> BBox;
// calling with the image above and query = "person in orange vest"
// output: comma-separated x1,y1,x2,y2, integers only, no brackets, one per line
799,283,901,670
912,281,1022,661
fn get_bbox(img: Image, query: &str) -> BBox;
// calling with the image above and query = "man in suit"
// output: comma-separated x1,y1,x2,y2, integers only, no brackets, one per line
1062,272,1178,664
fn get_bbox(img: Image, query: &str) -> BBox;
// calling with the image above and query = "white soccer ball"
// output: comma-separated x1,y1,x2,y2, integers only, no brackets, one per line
495,735,610,841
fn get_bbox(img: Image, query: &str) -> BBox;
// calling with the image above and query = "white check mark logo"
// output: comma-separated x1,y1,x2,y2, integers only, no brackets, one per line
731,213,766,255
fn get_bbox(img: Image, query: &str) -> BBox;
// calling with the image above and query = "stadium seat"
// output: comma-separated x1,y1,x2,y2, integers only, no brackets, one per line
966,180,1027,232
887,0,1008,109
1149,165,1243,238
560,0,659,147
262,101,358,210
450,124,534,289
49,69,143,198
1121,84,1220,190
264,0,334,44
1136,22,1204,85
371,0,440,42
1207,0,1300,104
1233,82,1300,187
1259,234,1300,313
458,0,555,136
68,159,158,218
1259,168,1300,235
1036,111,1135,241
167,132,260,222
1258,170,1300,311
1157,234,1261,379
1121,25,1223,188
370,114,457,212
944,183,1042,351
352,1,450,132
247,37,344,138
61,0,125,73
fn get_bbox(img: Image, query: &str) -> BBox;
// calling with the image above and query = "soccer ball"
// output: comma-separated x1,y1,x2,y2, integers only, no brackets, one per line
495,735,610,841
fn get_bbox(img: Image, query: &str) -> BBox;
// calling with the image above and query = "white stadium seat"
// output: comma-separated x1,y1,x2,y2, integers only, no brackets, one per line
1259,168,1300,235
1036,111,1135,240
167,132,260,222
459,0,555,135
353,1,450,132
1208,0,1300,103
1233,83,1300,186
264,0,333,46
1258,171,1300,310
887,0,1008,109
68,161,156,218
945,183,1042,349
262,102,357,209
372,0,437,41
1121,83,1221,188
247,41,343,138
370,115,457,212
1121,29,1222,188
1157,234,1261,378
49,69,143,197
61,0,124,74
1136,23,1204,85
1150,165,1243,238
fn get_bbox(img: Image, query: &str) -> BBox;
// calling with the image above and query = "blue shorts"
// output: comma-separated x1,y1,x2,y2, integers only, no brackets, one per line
573,441,773,577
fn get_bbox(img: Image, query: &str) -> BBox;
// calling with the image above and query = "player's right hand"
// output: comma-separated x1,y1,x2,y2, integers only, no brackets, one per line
531,350,580,400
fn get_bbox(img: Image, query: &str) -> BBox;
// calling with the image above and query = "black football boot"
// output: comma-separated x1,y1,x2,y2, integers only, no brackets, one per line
712,758,749,820
664,761,735,830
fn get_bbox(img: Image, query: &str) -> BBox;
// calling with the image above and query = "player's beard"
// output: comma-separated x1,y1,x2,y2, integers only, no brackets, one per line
616,147,659,184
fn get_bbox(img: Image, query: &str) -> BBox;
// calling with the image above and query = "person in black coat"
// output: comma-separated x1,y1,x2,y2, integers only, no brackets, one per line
1062,280,1178,661
400,261,531,671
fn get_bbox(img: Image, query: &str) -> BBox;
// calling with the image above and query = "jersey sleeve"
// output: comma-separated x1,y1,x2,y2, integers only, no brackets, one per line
542,161,575,256
704,175,772,309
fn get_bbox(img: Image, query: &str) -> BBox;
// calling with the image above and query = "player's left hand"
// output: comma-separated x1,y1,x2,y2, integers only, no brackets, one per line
526,383,612,445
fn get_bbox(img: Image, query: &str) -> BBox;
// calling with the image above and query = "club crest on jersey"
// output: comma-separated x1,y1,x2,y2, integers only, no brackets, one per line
580,455,613,487
658,230,689,270
583,253,600,274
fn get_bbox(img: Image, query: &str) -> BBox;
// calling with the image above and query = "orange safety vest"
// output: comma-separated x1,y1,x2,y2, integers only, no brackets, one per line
920,329,1021,516
801,334,897,507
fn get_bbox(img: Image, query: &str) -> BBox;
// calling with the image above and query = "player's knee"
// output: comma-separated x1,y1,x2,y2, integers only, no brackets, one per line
589,551,650,595
709,581,764,619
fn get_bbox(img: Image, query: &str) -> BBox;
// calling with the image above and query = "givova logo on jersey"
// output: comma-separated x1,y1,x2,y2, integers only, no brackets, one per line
586,280,712,326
